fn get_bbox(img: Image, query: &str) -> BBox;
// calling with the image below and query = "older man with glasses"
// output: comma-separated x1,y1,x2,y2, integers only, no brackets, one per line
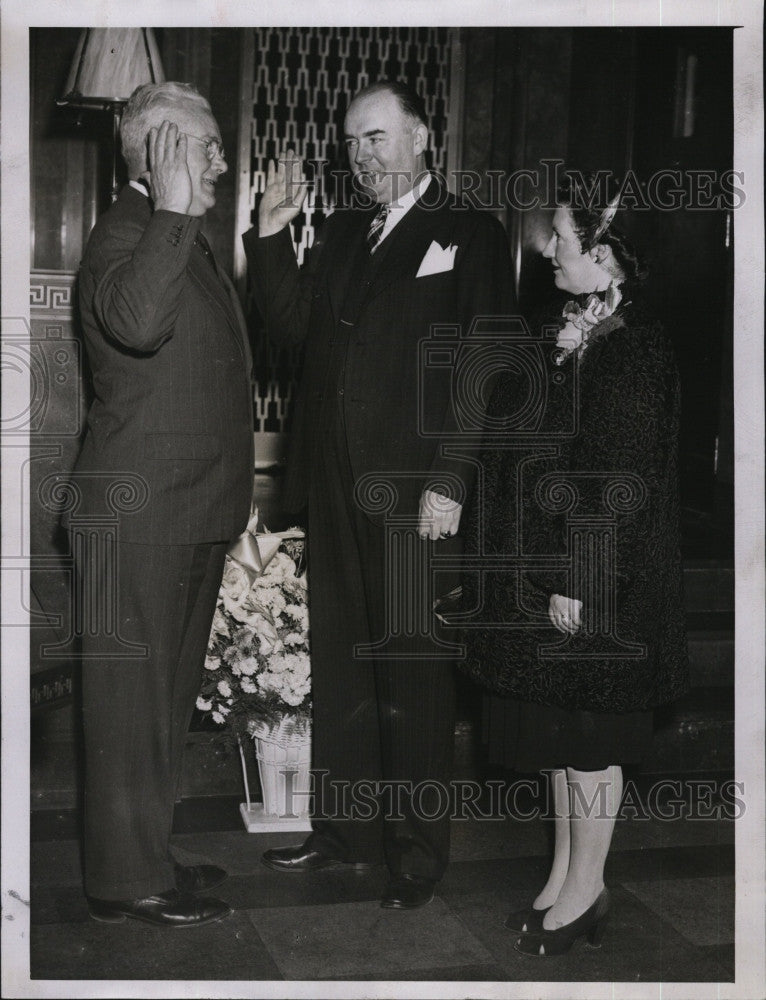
70,81,253,928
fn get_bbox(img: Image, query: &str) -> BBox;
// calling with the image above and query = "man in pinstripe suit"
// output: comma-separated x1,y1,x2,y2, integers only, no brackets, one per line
245,81,514,908
72,83,253,927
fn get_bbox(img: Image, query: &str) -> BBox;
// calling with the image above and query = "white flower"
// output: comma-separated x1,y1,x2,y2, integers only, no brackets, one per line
556,318,584,353
256,586,287,618
262,551,293,582
284,606,309,635
256,672,280,693
557,282,623,358
267,654,288,675
211,607,230,637
222,593,258,625
293,664,310,685
282,690,304,706
253,616,280,654
221,557,252,603
237,655,260,676
203,536,311,722
259,635,284,656
285,651,310,682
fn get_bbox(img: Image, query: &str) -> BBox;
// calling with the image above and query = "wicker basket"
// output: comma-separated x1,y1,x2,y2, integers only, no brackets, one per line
250,716,312,818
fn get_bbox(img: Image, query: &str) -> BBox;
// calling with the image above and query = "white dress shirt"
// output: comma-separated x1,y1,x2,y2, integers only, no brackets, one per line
377,173,432,246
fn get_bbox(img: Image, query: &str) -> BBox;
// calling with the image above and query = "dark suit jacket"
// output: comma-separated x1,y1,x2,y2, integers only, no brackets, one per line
243,178,515,519
73,185,254,544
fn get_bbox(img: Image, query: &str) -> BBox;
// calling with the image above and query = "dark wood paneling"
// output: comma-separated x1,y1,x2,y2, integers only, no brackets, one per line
459,29,516,222
461,30,498,198
31,28,106,271
567,28,637,177
630,29,734,504
509,29,573,311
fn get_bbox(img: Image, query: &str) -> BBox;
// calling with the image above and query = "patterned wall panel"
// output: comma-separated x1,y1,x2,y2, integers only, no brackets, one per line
242,27,453,455
27,271,84,702
29,273,76,316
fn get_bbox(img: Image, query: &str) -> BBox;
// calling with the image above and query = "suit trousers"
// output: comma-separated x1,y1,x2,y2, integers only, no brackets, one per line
306,404,457,880
77,538,227,899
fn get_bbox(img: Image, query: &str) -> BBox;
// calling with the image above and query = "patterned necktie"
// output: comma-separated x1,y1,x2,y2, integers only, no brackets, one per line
366,204,390,255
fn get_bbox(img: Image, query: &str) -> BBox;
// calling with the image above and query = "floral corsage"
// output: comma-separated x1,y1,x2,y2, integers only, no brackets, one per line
555,281,625,363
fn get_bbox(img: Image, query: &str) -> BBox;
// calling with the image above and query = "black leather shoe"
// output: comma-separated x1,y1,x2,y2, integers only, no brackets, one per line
505,904,551,934
87,888,233,928
514,888,611,956
261,843,373,873
174,862,228,893
380,874,436,909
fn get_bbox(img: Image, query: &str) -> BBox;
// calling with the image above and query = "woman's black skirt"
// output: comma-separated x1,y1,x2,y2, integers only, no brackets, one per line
482,695,654,772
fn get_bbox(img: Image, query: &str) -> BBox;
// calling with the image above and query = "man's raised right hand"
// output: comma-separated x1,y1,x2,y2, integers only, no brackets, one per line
148,121,193,215
258,148,308,237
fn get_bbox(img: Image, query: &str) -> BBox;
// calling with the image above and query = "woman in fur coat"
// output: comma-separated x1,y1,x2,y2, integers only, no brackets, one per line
462,175,689,956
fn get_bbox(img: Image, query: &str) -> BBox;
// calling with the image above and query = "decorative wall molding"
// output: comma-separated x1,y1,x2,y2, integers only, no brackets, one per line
30,270,77,319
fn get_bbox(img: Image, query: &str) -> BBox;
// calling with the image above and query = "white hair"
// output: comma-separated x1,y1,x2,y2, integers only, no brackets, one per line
120,82,210,178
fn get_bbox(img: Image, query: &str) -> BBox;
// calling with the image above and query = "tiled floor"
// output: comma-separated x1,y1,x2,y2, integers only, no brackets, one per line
28,788,734,986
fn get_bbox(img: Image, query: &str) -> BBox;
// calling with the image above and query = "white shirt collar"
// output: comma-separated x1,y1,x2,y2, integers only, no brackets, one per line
388,172,431,213
129,180,149,197
379,173,432,241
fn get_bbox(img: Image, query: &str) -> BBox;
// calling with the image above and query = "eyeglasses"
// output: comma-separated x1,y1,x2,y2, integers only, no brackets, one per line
184,134,226,161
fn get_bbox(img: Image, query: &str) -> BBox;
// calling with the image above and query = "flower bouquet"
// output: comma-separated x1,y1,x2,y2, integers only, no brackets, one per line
196,510,310,746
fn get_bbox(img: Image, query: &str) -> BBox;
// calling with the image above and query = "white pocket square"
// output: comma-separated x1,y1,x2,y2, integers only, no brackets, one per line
416,241,458,278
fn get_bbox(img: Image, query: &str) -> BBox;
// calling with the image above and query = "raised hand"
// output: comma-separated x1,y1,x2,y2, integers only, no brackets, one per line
148,121,192,215
258,148,308,237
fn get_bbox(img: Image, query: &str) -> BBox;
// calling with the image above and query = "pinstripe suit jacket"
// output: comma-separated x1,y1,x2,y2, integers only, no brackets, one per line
72,185,254,544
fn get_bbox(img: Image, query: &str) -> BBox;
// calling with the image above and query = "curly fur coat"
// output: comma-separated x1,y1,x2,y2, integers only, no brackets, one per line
461,302,690,713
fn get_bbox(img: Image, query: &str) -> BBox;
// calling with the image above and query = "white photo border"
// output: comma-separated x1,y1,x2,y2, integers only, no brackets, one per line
2,2,763,998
